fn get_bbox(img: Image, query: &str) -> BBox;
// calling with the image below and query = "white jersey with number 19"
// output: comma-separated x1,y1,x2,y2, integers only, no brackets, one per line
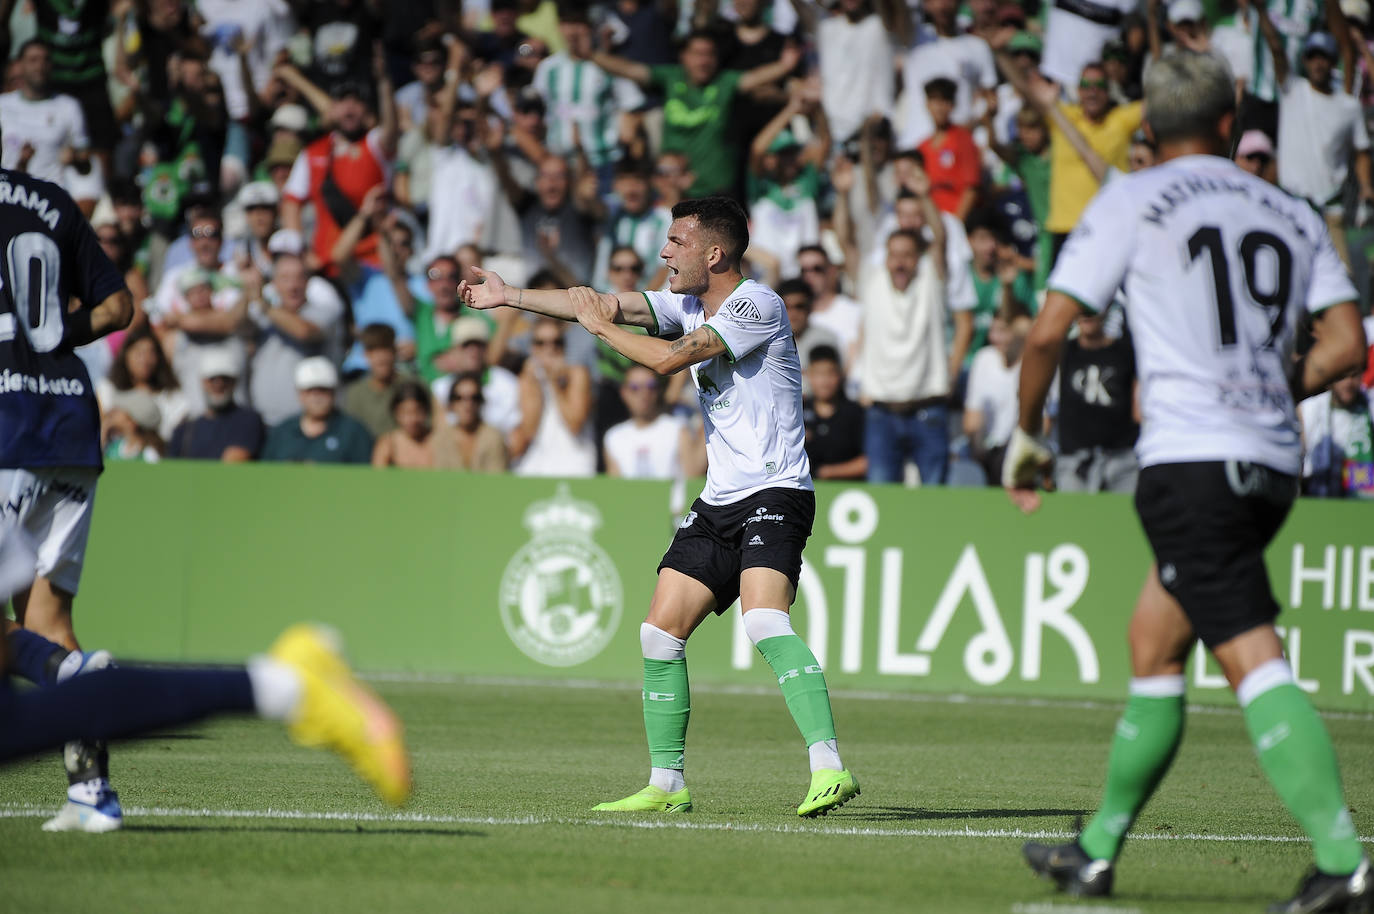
643,280,812,505
1049,154,1357,476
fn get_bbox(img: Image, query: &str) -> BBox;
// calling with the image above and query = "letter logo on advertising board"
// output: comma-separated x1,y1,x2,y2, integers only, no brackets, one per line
499,485,624,667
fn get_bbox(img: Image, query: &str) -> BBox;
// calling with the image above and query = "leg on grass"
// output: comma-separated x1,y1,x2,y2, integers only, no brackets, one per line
1214,626,1364,877
1077,566,1193,862
740,568,858,817
591,569,714,810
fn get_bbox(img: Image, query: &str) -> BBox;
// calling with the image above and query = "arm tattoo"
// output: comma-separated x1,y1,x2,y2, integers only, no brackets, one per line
669,327,713,355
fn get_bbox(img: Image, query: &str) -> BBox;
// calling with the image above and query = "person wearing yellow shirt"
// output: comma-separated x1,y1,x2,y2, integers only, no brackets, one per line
1003,58,1142,263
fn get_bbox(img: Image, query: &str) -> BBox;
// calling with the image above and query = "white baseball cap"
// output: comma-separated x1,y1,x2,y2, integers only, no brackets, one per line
267,228,305,256
294,356,339,390
199,346,242,380
270,103,309,133
237,180,280,209
1168,0,1204,23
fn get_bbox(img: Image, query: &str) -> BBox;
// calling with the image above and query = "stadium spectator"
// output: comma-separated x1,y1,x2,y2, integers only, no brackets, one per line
97,324,190,443
101,390,163,463
431,315,524,438
393,36,447,133
1001,57,1142,263
1300,371,1374,497
603,364,688,479
963,308,1028,484
1053,308,1139,494
424,39,500,261
593,160,672,292
280,63,398,277
986,99,1053,290
1258,2,1372,271
261,357,373,464
492,146,599,285
859,196,955,486
815,0,895,146
225,180,281,281
917,77,982,220
166,347,266,462
247,252,347,426
433,371,511,471
965,212,1036,364
344,325,418,439
91,212,150,341
0,39,98,210
778,278,840,393
592,28,800,197
512,316,595,476
747,81,829,279
411,254,485,384
534,3,644,179
795,245,862,369
371,381,440,468
803,345,867,481
158,264,249,418
897,0,997,150
333,191,418,374
1234,128,1278,182
650,149,694,212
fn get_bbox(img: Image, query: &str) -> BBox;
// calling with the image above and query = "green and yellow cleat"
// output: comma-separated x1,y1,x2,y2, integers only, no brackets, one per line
268,624,412,807
592,785,693,813
798,769,860,817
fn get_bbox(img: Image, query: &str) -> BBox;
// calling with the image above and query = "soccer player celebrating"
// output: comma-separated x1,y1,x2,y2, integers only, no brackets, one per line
0,137,410,813
460,197,859,817
1004,53,1370,912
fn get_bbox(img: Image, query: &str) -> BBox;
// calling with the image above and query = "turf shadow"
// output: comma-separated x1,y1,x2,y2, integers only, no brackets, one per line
849,806,1086,823
124,824,487,838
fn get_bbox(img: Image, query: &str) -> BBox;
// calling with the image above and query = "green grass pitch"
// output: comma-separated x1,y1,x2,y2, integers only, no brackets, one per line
2,678,1370,913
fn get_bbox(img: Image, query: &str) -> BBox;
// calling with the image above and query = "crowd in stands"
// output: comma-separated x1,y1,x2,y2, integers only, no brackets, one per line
3,0,1372,495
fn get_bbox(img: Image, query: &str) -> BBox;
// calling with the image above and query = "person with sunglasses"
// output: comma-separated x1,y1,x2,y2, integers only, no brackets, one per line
460,195,859,819
511,317,596,477
603,363,691,479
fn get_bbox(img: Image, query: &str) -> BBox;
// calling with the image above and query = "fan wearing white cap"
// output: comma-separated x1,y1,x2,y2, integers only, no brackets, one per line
225,180,281,281
166,347,267,462
1144,0,1220,66
1257,0,1373,271
260,357,374,464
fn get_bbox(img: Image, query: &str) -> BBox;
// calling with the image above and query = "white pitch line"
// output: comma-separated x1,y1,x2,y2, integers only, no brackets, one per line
361,672,1374,721
0,803,1369,844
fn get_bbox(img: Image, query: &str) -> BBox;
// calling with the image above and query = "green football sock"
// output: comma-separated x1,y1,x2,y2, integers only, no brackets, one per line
1243,682,1363,874
756,635,837,747
1078,689,1185,861
642,658,690,770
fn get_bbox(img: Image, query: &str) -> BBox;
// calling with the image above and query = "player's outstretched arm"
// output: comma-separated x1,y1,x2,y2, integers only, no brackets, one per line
63,289,134,350
459,268,656,328
570,286,725,374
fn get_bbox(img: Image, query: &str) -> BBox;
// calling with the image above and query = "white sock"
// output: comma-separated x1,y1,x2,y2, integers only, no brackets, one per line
650,767,686,792
246,656,303,721
808,738,843,773
67,778,111,803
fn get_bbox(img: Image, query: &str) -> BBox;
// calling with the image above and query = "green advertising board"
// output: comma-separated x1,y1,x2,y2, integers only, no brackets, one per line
73,464,1374,710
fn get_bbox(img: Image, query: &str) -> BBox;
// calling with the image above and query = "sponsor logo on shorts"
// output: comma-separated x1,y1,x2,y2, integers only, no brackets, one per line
499,485,623,668
748,534,765,546
679,511,697,529
746,506,785,524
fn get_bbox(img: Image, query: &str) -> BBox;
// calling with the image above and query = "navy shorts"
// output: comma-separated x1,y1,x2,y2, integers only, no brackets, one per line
658,487,815,613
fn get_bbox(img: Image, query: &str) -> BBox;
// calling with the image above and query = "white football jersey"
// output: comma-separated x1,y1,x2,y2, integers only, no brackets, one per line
1049,154,1357,475
643,280,813,505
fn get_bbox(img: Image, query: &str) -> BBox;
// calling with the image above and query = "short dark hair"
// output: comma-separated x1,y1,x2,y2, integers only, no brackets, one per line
360,323,397,351
777,278,813,304
682,28,719,53
924,77,958,101
965,208,1008,243
893,148,926,169
390,380,433,417
888,228,924,250
16,37,50,58
557,1,590,24
808,344,841,367
671,196,749,265
449,371,485,403
796,244,830,263
609,244,643,271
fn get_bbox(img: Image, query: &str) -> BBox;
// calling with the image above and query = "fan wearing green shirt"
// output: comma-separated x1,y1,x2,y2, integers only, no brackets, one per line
593,29,802,197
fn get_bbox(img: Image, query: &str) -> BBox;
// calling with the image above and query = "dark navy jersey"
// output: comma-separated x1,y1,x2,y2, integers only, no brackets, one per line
0,168,127,469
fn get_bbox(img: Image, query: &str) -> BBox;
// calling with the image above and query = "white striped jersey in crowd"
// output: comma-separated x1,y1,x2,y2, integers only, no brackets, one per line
642,280,812,505
1049,154,1357,475
533,54,646,168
